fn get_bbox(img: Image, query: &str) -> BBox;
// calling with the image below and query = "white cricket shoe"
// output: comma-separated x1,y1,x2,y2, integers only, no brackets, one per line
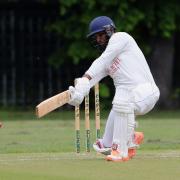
128,131,144,159
106,144,129,162
93,139,111,155
128,131,144,149
94,132,144,158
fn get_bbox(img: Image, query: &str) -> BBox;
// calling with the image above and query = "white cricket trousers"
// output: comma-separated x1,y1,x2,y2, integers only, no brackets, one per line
102,83,160,147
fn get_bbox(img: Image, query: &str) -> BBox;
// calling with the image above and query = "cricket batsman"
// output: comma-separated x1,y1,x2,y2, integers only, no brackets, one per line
68,16,160,162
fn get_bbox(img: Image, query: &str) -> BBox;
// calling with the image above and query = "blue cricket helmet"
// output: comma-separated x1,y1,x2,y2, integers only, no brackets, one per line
87,16,116,38
87,16,116,52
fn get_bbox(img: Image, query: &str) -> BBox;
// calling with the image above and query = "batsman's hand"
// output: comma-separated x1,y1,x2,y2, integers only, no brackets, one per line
75,77,90,96
68,86,84,106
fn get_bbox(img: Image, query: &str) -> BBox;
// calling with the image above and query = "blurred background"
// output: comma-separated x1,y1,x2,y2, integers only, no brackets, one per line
0,0,180,110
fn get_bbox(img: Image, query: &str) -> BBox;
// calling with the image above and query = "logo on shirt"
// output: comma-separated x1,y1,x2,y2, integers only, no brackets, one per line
107,58,121,76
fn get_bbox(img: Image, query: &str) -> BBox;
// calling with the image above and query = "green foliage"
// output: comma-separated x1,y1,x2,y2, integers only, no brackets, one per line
156,2,177,38
99,83,110,98
47,0,180,67
68,42,90,64
46,0,180,104
172,88,180,101
141,1,179,38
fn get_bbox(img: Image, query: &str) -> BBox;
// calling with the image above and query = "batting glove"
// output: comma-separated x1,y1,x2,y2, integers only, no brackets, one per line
68,86,84,106
75,77,90,96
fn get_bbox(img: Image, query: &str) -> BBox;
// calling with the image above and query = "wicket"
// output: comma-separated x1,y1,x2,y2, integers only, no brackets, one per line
75,83,100,153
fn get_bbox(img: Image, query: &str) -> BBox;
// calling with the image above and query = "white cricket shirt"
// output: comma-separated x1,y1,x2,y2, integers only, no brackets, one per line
86,32,156,89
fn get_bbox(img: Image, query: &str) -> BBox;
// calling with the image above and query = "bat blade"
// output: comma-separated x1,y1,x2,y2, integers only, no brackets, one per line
36,90,71,118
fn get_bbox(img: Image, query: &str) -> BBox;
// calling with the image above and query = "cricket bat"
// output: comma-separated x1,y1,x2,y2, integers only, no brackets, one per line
36,90,71,118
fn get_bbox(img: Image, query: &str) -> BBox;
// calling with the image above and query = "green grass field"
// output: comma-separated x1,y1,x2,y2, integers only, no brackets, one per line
0,110,180,180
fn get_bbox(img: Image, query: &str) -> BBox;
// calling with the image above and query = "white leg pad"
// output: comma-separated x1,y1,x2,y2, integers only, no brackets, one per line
102,110,115,147
112,88,135,157
113,111,128,157
127,113,136,147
